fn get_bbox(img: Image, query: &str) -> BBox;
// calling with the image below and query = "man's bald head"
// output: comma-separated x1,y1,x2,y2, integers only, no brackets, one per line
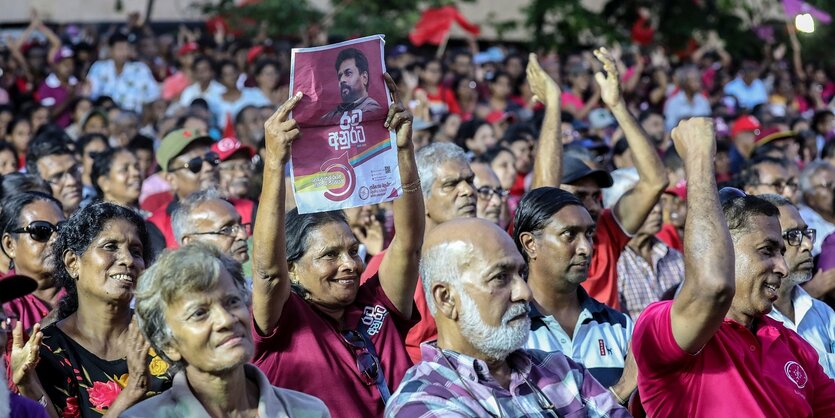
420,218,522,314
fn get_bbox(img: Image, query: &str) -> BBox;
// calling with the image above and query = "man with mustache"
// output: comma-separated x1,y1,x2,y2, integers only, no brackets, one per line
321,48,383,125
471,161,506,227
386,218,629,417
171,189,250,265
631,117,835,417
760,194,835,378
25,129,83,218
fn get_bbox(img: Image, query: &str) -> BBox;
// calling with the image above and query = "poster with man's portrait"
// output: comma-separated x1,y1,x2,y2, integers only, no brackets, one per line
288,35,400,214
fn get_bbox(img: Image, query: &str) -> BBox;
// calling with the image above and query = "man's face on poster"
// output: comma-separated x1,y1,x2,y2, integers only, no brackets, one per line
338,58,369,103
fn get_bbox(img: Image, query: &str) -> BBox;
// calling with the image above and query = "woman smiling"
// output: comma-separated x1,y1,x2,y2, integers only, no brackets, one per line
250,76,424,417
11,203,171,417
123,244,330,418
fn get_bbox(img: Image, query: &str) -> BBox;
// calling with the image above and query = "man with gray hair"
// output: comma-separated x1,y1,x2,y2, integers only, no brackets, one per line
386,218,629,417
760,194,835,378
798,160,835,256
171,189,250,264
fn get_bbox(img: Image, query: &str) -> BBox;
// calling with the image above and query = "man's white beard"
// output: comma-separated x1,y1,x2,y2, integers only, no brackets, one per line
457,289,531,362
786,271,813,288
0,358,10,418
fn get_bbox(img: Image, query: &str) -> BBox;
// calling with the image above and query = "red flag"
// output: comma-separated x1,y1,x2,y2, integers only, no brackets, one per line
223,112,236,139
409,6,480,46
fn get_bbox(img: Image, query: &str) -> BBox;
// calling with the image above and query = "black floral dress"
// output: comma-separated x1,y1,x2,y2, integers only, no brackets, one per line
36,325,172,418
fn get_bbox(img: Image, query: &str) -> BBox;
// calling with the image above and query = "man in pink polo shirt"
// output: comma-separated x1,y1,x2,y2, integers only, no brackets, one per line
632,117,835,417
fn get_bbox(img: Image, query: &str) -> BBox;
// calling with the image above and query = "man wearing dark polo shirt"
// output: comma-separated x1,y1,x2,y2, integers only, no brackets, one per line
536,49,668,311
632,117,835,417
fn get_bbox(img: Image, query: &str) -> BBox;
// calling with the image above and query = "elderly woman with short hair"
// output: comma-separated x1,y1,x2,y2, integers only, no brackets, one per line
122,244,330,418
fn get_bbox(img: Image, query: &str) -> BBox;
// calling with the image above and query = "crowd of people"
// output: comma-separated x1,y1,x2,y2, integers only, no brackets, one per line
0,9,835,418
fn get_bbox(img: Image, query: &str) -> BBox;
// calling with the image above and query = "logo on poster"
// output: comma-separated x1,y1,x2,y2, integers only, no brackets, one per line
328,109,367,151
359,186,370,200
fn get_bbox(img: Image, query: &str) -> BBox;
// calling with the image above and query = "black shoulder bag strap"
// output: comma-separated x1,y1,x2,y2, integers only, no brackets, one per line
356,320,392,403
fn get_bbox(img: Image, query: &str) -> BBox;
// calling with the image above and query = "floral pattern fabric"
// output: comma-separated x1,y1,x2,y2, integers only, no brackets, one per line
36,325,172,418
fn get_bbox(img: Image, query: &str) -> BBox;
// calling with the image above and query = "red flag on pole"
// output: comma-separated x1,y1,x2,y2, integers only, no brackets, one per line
409,6,480,46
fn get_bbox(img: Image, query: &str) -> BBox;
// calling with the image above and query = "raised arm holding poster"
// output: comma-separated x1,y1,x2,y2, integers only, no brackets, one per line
288,34,401,214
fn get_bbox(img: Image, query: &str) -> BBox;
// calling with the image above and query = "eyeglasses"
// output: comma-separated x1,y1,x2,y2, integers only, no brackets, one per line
754,180,798,191
340,330,381,386
11,220,64,242
1,315,17,334
783,228,816,247
476,186,508,201
170,152,221,174
45,165,82,185
188,223,251,238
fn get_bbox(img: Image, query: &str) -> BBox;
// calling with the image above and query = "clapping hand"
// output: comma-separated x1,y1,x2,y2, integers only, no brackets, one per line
11,322,42,386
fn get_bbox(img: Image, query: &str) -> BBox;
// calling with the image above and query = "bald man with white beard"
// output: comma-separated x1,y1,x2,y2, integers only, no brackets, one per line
386,218,628,417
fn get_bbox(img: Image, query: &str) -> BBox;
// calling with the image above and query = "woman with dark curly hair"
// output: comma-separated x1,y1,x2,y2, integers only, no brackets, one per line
0,191,64,330
10,202,172,418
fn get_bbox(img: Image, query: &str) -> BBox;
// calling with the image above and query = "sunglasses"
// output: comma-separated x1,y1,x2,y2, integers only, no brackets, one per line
340,330,381,386
11,220,64,243
170,152,221,174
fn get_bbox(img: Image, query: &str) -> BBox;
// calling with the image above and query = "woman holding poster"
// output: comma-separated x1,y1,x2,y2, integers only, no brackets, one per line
249,71,424,418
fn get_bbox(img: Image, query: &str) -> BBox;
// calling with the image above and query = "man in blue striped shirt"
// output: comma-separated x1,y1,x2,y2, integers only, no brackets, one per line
514,187,636,406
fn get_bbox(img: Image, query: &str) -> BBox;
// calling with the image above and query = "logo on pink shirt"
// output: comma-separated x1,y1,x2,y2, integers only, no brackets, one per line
361,305,388,336
784,361,808,389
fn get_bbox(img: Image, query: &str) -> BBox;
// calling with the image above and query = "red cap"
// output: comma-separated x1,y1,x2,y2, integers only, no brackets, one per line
178,42,199,57
212,137,255,161
664,180,687,201
731,115,761,139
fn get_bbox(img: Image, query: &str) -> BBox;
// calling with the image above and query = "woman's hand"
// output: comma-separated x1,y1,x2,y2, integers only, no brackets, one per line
102,320,151,417
264,92,303,167
11,322,42,386
124,319,151,396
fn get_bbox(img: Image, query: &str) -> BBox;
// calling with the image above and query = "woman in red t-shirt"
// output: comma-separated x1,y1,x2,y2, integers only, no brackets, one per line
250,83,425,418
